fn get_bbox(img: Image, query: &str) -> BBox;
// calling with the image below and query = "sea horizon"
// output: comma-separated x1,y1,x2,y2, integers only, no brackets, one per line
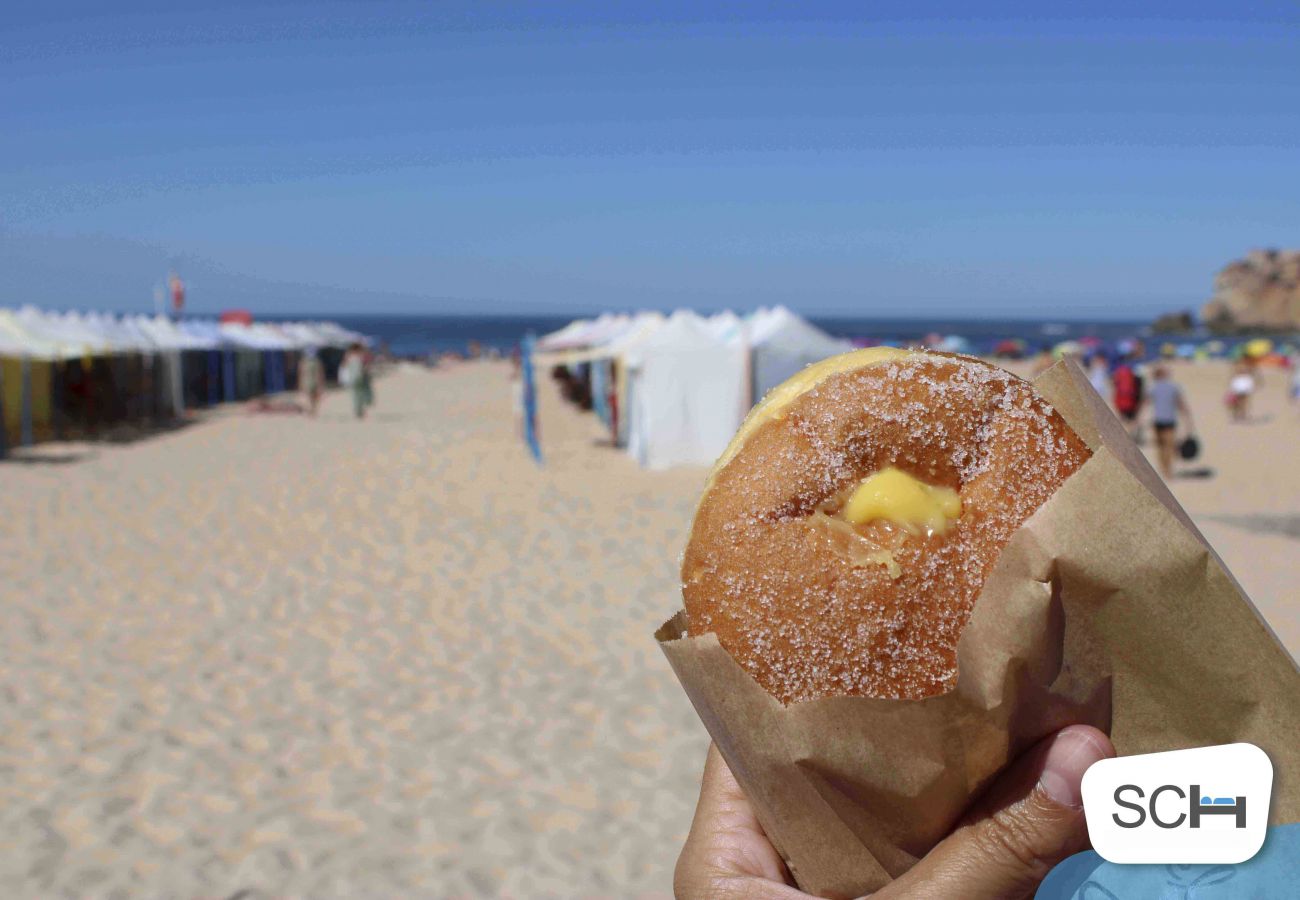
263,311,1157,357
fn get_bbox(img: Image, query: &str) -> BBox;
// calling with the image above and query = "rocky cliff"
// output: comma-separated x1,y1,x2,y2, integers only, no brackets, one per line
1202,249,1300,332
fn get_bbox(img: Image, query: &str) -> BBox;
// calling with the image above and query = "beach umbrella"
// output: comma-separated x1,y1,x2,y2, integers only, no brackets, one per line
936,334,972,354
1245,338,1274,358
1052,340,1085,359
992,338,1025,359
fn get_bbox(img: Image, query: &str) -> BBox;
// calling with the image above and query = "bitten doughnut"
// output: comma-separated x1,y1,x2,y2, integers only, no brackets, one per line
682,349,1090,704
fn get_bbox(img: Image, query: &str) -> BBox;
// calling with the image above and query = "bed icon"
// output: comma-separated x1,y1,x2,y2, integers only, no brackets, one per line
1189,786,1246,828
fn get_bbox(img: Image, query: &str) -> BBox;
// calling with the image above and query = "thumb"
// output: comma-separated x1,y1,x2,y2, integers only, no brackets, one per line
879,725,1114,900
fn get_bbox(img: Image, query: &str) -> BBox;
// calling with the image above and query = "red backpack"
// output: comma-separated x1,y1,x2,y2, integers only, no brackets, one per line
1113,364,1140,414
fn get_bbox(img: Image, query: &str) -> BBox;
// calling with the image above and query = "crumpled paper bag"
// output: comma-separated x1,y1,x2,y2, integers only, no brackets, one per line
657,358,1300,898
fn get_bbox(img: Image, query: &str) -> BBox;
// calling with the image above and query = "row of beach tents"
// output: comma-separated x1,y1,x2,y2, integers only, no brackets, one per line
534,307,851,470
0,306,366,454
533,307,1300,470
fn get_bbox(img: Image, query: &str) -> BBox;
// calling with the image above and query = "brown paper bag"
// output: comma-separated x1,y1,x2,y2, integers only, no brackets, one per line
657,357,1300,898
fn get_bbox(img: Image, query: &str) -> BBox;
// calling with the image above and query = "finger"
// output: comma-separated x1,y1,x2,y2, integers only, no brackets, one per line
675,744,805,899
878,725,1114,900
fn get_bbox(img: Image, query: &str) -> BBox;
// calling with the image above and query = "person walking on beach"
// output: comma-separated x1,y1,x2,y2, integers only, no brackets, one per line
1148,364,1193,479
339,342,372,419
1226,359,1257,422
1111,352,1144,440
360,345,375,411
300,347,324,417
1087,353,1110,399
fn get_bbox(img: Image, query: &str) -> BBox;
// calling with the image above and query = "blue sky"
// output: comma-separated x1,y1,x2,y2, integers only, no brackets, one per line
3,2,1298,317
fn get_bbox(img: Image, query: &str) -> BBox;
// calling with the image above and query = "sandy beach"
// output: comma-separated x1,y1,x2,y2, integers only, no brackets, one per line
1,358,1296,898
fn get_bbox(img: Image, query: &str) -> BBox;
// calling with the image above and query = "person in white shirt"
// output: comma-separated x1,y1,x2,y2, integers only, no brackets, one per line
1226,360,1257,423
1087,354,1110,400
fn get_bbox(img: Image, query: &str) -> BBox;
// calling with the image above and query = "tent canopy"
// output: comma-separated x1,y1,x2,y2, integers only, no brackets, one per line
746,306,852,402
623,310,747,469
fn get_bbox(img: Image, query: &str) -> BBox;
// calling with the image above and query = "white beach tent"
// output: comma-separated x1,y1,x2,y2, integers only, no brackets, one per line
132,314,217,351
537,317,595,352
0,309,75,359
573,313,633,350
705,310,743,342
11,307,110,358
747,305,852,404
622,310,747,470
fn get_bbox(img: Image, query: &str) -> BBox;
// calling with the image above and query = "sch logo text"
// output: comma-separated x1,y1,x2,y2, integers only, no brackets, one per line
1112,784,1246,829
1081,743,1271,864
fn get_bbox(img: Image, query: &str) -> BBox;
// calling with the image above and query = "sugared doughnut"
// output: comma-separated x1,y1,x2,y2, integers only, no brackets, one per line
681,349,1090,704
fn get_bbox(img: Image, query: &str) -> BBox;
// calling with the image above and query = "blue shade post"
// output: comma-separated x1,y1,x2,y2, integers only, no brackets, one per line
522,335,543,465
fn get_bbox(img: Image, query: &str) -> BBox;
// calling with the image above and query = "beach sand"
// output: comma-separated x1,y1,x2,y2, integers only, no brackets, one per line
1,358,1296,898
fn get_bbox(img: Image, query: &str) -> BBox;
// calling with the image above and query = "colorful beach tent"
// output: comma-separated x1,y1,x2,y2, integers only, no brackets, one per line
622,310,746,469
747,306,851,403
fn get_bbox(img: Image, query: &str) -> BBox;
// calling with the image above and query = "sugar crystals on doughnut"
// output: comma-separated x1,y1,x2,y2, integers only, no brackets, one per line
682,351,1090,704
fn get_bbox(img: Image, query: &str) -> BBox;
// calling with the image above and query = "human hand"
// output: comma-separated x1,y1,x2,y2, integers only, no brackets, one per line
675,725,1114,899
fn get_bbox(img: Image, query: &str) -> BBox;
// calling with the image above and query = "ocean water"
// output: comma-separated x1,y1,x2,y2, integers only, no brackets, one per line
296,313,1154,359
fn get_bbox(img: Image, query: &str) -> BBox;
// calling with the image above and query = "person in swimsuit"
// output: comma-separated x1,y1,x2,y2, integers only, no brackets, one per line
1226,359,1257,422
1148,364,1193,479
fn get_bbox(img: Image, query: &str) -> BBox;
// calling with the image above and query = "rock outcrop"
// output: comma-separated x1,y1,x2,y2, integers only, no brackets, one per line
1202,249,1300,332
1151,310,1195,334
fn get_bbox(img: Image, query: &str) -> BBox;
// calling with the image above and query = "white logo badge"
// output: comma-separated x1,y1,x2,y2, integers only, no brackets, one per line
1081,743,1272,864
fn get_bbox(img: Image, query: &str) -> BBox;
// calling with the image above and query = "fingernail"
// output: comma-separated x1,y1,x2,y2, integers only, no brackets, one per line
1038,726,1112,809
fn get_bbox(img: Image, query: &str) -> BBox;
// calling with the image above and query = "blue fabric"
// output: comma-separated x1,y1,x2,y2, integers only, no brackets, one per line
1038,822,1300,898
222,350,236,403
591,360,610,425
522,336,542,464
207,350,219,406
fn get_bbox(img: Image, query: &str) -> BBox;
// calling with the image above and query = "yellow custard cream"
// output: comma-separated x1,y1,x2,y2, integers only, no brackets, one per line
841,467,962,536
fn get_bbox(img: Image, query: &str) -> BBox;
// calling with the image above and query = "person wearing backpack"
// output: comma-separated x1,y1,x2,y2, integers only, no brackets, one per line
1111,352,1144,441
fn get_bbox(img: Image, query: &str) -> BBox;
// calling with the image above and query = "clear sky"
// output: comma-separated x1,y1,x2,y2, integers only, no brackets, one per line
3,2,1298,318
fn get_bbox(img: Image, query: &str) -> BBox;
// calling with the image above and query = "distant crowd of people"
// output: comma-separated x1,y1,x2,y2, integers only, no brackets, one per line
1082,345,1299,479
273,341,376,420
288,338,519,421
